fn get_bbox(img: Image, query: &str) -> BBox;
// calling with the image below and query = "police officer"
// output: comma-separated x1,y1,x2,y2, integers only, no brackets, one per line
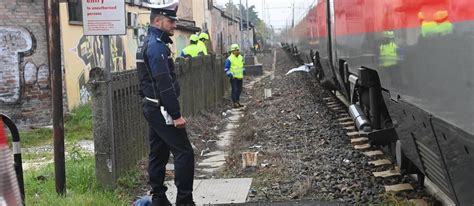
197,32,209,55
224,44,245,108
180,34,204,58
136,1,194,205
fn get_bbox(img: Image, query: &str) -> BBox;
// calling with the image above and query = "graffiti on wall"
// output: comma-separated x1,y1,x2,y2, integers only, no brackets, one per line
0,26,49,104
74,35,126,103
75,35,126,71
127,23,149,61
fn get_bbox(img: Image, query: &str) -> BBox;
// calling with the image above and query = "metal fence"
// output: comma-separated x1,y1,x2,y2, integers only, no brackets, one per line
88,54,228,188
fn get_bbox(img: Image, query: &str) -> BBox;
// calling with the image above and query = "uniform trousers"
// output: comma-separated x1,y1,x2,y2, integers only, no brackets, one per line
143,100,194,204
230,78,243,103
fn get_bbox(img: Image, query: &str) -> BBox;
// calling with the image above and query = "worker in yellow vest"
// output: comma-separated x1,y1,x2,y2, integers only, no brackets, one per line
180,34,204,58
379,31,398,67
224,44,245,108
198,32,209,55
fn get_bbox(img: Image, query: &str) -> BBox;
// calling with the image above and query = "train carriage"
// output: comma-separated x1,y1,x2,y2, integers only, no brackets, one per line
286,0,474,204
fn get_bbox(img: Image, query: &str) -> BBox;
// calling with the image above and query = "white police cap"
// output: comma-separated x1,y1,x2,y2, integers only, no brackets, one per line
143,0,179,21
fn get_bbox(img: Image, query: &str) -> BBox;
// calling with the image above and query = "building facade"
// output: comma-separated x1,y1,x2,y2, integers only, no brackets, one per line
0,0,53,127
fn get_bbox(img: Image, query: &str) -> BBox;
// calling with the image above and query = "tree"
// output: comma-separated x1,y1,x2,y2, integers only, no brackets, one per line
224,2,273,45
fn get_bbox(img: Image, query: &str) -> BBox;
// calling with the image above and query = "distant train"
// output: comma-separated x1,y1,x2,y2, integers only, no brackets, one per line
283,0,474,204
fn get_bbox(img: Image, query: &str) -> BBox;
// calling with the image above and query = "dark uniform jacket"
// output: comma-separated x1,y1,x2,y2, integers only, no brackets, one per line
137,27,181,120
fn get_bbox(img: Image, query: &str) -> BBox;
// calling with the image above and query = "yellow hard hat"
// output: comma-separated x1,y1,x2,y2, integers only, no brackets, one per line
199,32,209,40
230,44,240,51
190,34,199,42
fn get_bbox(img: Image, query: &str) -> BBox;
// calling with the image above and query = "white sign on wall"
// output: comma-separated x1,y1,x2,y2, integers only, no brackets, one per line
82,0,126,35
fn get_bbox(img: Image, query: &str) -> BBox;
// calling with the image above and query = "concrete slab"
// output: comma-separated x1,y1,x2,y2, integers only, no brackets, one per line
217,130,234,138
264,88,272,99
165,178,252,204
346,131,360,137
198,161,225,168
409,199,429,206
340,121,354,126
166,163,175,171
350,137,369,144
384,183,414,192
225,124,239,130
337,117,352,122
354,144,371,150
373,170,401,178
246,64,263,76
368,159,392,166
344,126,356,131
228,115,241,122
202,154,226,163
363,150,384,157
204,151,225,157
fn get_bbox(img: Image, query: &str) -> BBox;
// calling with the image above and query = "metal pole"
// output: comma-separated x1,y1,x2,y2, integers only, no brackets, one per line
44,0,65,195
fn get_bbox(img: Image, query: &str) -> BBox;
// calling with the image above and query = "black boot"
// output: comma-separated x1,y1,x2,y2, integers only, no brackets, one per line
152,196,171,206
176,194,195,206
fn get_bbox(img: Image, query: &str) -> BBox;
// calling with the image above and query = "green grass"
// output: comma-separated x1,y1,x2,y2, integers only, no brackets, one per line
24,152,131,206
13,104,93,148
17,104,143,205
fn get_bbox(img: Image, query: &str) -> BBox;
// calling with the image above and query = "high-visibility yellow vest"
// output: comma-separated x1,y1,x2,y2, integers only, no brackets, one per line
182,44,203,57
198,41,208,55
379,42,398,67
421,21,453,37
228,54,244,79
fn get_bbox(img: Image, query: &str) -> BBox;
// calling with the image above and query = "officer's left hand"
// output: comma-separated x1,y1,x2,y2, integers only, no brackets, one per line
174,116,186,128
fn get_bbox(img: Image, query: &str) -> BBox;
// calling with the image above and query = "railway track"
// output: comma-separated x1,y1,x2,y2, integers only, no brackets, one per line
322,93,434,205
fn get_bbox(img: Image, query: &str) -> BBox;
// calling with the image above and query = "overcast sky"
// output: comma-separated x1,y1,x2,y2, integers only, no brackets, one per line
214,0,318,30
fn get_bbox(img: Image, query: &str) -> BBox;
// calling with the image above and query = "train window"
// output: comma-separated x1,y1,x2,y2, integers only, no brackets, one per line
464,146,470,154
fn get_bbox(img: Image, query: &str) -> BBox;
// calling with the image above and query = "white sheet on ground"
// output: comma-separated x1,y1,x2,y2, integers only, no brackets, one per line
285,63,313,75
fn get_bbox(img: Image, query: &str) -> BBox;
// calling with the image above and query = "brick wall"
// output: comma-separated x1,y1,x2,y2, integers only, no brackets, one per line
0,0,53,127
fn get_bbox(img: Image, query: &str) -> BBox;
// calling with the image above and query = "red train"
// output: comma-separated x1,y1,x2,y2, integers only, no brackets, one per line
284,0,474,204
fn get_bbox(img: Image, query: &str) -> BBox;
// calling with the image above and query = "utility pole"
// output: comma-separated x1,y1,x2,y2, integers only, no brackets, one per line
44,0,66,195
226,0,230,47
246,0,249,51
292,1,295,28
239,0,243,50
